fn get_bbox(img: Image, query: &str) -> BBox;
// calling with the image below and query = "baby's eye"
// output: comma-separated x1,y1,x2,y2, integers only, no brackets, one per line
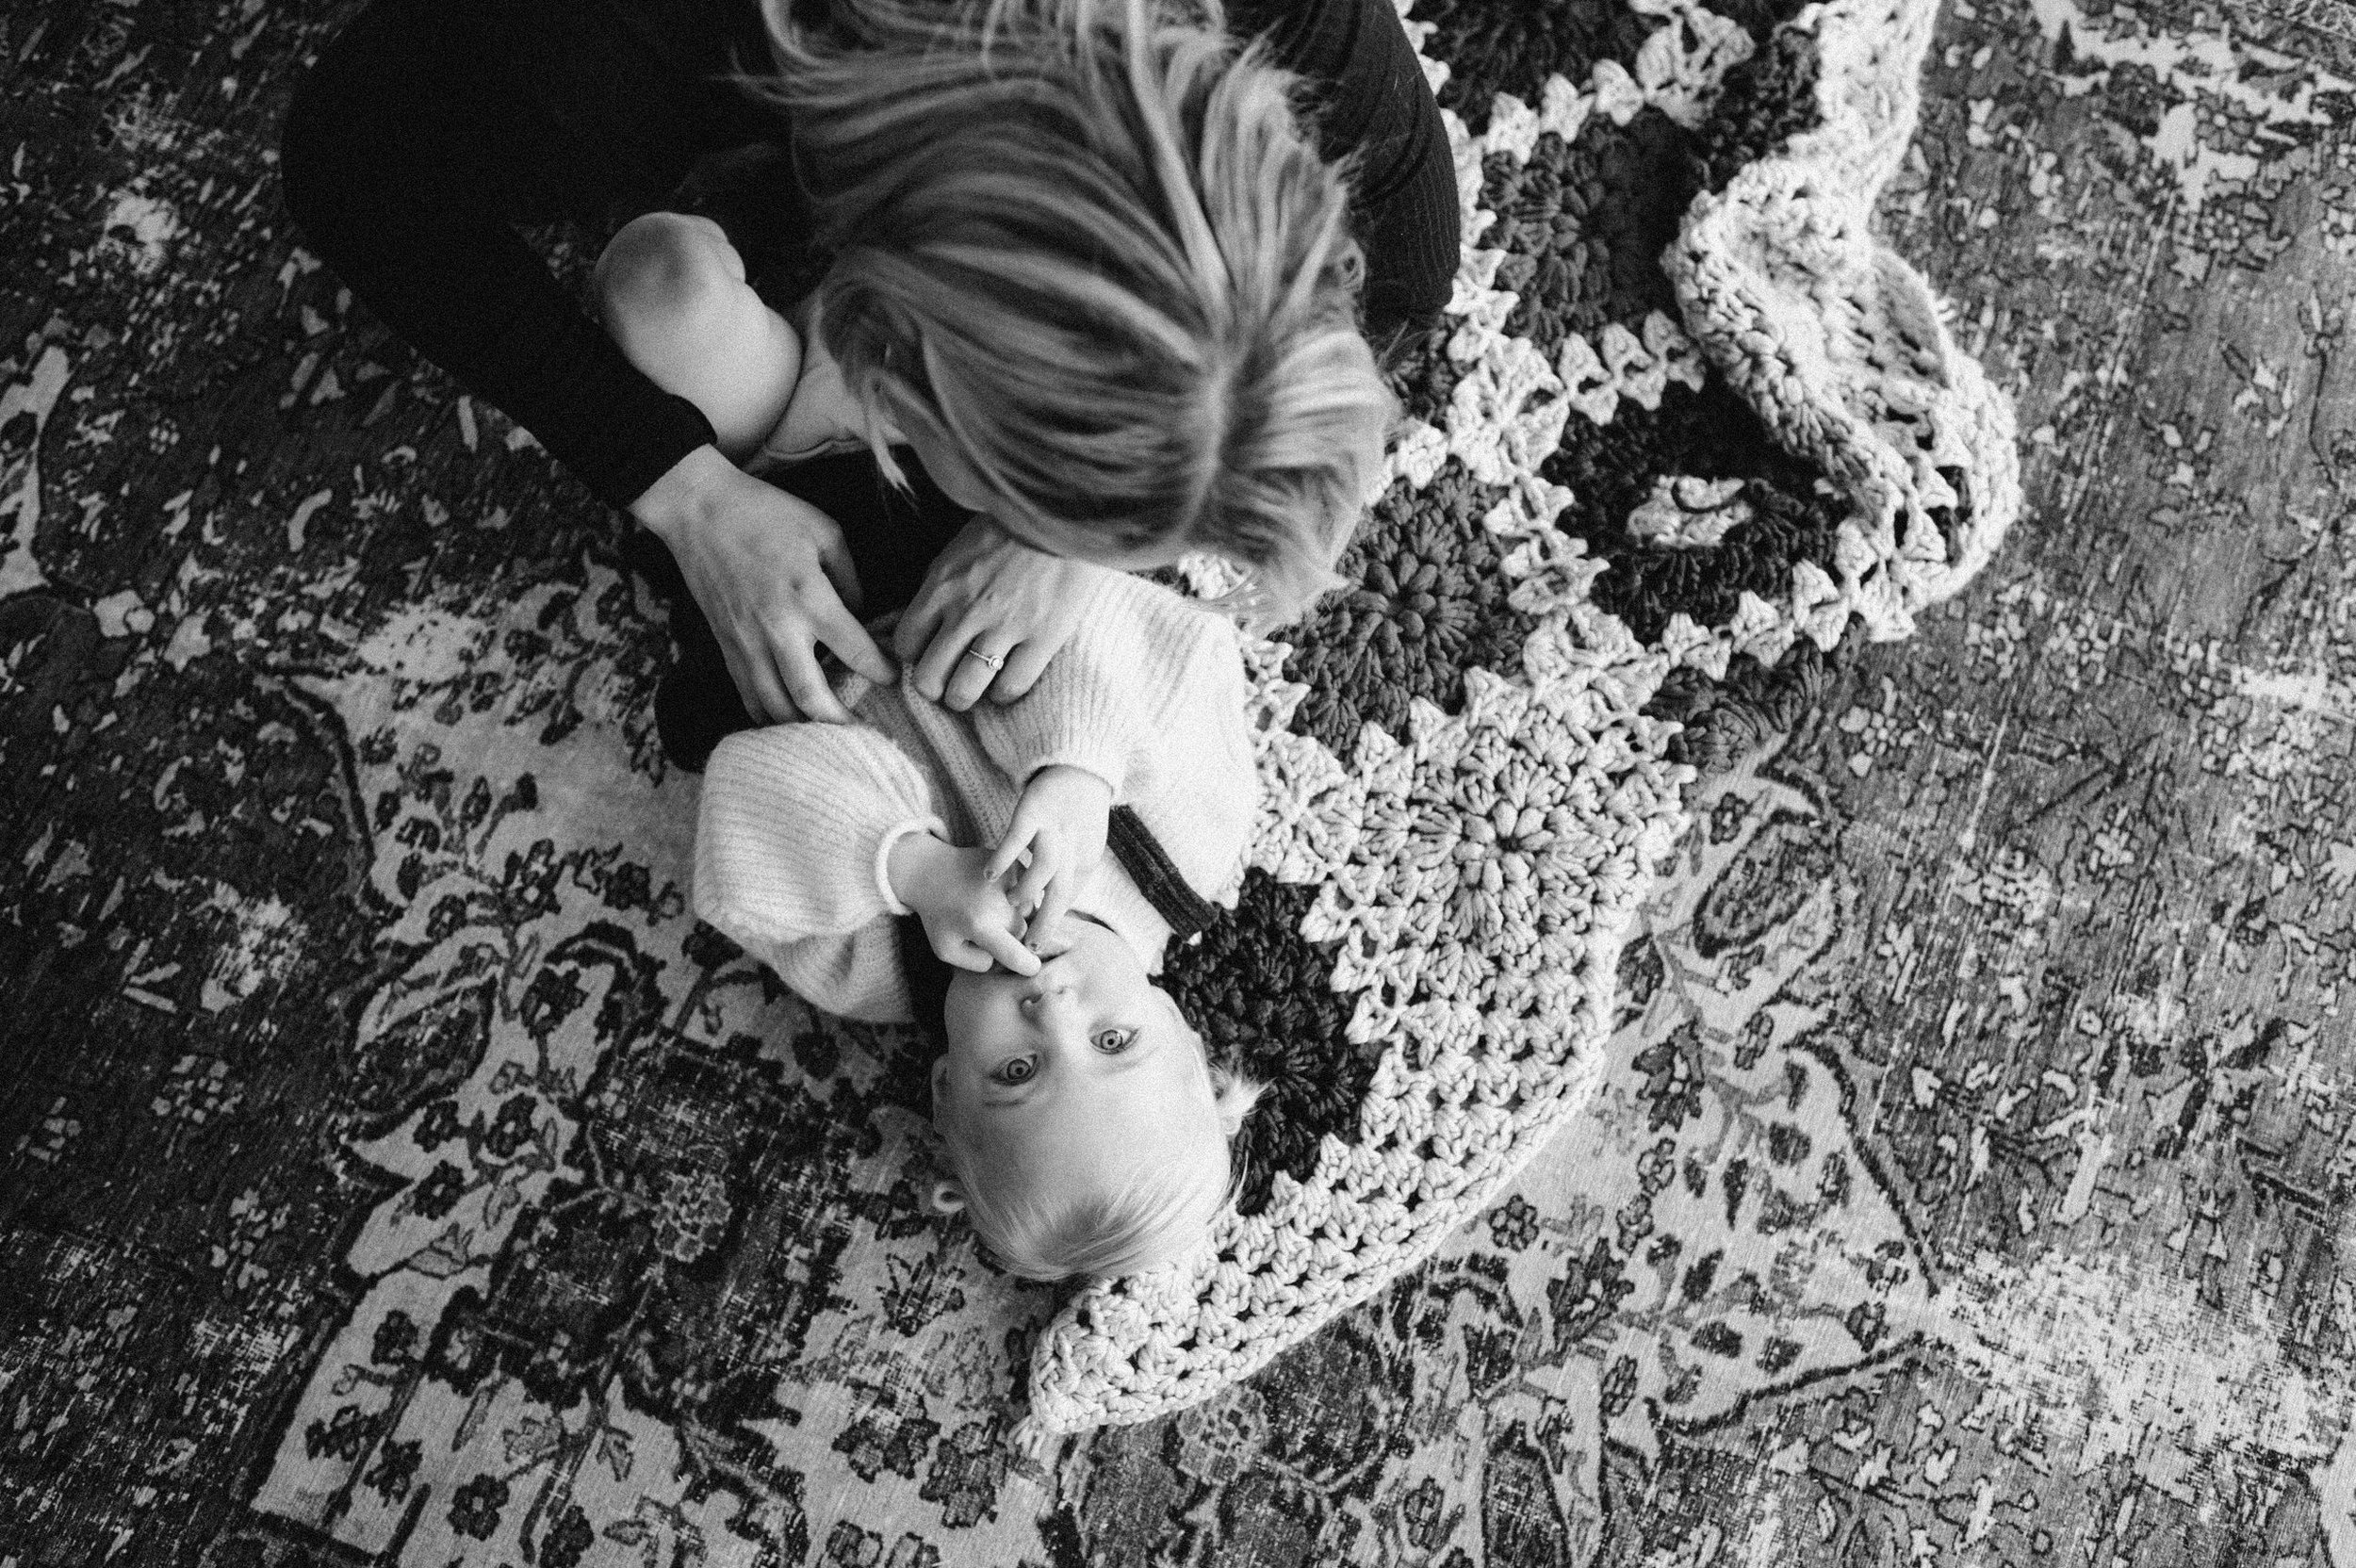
993,1056,1038,1086
1091,1028,1138,1054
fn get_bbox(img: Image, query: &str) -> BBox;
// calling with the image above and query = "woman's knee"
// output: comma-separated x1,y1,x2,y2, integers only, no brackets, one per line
593,211,802,453
594,212,745,343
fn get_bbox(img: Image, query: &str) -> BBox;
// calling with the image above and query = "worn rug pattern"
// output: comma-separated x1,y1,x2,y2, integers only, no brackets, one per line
8,0,2348,1562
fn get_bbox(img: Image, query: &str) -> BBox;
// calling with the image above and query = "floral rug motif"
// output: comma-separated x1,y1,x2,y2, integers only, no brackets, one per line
46,0,2356,1558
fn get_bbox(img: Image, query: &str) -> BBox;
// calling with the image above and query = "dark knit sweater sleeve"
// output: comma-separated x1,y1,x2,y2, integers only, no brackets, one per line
280,0,761,509
1240,0,1460,338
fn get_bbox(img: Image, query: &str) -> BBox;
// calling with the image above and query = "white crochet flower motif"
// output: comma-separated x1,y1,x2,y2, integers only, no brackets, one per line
1557,315,1710,427
1297,619,1689,1061
1236,633,1368,888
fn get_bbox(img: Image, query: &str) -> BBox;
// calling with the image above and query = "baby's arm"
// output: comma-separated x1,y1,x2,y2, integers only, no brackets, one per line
593,212,802,460
988,764,1114,935
971,571,1243,809
970,573,1249,924
695,722,945,1021
888,835,1040,974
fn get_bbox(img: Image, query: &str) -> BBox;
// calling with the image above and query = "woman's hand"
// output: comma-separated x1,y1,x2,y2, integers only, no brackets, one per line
895,518,1112,710
631,447,896,724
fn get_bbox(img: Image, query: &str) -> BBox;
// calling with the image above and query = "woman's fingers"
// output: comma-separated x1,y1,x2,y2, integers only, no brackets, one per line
655,466,904,727
909,612,979,703
989,639,1055,705
892,594,944,665
812,596,897,687
776,638,851,726
727,636,801,725
738,571,893,727
897,515,1001,662
942,941,993,973
894,567,952,663
939,635,1009,712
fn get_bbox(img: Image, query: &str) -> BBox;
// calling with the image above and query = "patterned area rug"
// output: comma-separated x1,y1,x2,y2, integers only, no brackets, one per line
11,0,2340,1558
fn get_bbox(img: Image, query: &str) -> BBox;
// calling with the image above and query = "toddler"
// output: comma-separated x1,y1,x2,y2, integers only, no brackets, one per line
693,568,1263,1279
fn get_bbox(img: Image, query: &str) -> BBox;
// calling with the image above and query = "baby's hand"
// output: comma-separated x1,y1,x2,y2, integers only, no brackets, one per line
888,834,1040,975
989,765,1113,947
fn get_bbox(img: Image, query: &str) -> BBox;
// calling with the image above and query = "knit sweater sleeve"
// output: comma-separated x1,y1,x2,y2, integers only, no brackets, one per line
1235,0,1460,339
970,573,1237,803
1119,602,1260,902
693,722,945,1022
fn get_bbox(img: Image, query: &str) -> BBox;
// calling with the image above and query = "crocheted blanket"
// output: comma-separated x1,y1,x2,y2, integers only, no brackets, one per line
1030,0,2017,1429
0,0,2022,1558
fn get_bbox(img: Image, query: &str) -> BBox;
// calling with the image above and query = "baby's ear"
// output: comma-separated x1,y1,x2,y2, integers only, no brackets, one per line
1160,989,1266,1138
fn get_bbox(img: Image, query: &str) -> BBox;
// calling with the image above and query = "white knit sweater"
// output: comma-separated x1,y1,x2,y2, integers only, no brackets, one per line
692,572,1257,1022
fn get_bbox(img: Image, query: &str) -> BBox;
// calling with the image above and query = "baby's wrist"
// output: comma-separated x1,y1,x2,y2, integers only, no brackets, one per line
885,828,953,913
1030,763,1115,804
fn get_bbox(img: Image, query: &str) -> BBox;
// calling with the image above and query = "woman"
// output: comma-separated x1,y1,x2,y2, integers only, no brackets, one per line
280,0,1456,766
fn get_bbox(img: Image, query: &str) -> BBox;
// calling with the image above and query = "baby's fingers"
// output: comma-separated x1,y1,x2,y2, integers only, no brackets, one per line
939,938,994,973
1011,847,1058,914
1023,912,1077,957
986,827,1036,886
972,922,1040,976
1037,869,1080,939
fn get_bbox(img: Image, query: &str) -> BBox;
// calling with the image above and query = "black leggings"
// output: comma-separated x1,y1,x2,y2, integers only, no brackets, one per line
628,449,972,772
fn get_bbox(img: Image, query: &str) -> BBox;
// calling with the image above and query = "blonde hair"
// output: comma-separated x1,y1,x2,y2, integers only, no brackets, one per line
754,0,1395,625
942,1048,1264,1281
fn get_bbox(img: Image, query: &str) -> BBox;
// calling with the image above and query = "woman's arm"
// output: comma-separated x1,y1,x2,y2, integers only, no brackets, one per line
282,0,896,720
975,572,1259,912
273,0,735,503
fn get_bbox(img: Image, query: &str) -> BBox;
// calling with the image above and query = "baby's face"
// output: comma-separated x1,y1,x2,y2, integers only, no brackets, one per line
931,916,1218,1201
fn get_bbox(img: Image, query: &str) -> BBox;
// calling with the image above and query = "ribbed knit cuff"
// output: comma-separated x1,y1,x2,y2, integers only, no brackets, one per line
698,724,939,942
1020,754,1124,799
875,816,949,916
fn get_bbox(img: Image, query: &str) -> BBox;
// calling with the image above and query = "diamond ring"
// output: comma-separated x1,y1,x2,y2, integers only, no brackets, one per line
963,648,1006,672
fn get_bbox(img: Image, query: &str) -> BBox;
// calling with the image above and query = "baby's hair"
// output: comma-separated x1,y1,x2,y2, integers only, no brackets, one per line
949,1056,1263,1281
753,0,1396,627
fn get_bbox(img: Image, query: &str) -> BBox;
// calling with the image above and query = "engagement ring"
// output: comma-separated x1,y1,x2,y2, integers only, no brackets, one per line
963,648,1006,671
